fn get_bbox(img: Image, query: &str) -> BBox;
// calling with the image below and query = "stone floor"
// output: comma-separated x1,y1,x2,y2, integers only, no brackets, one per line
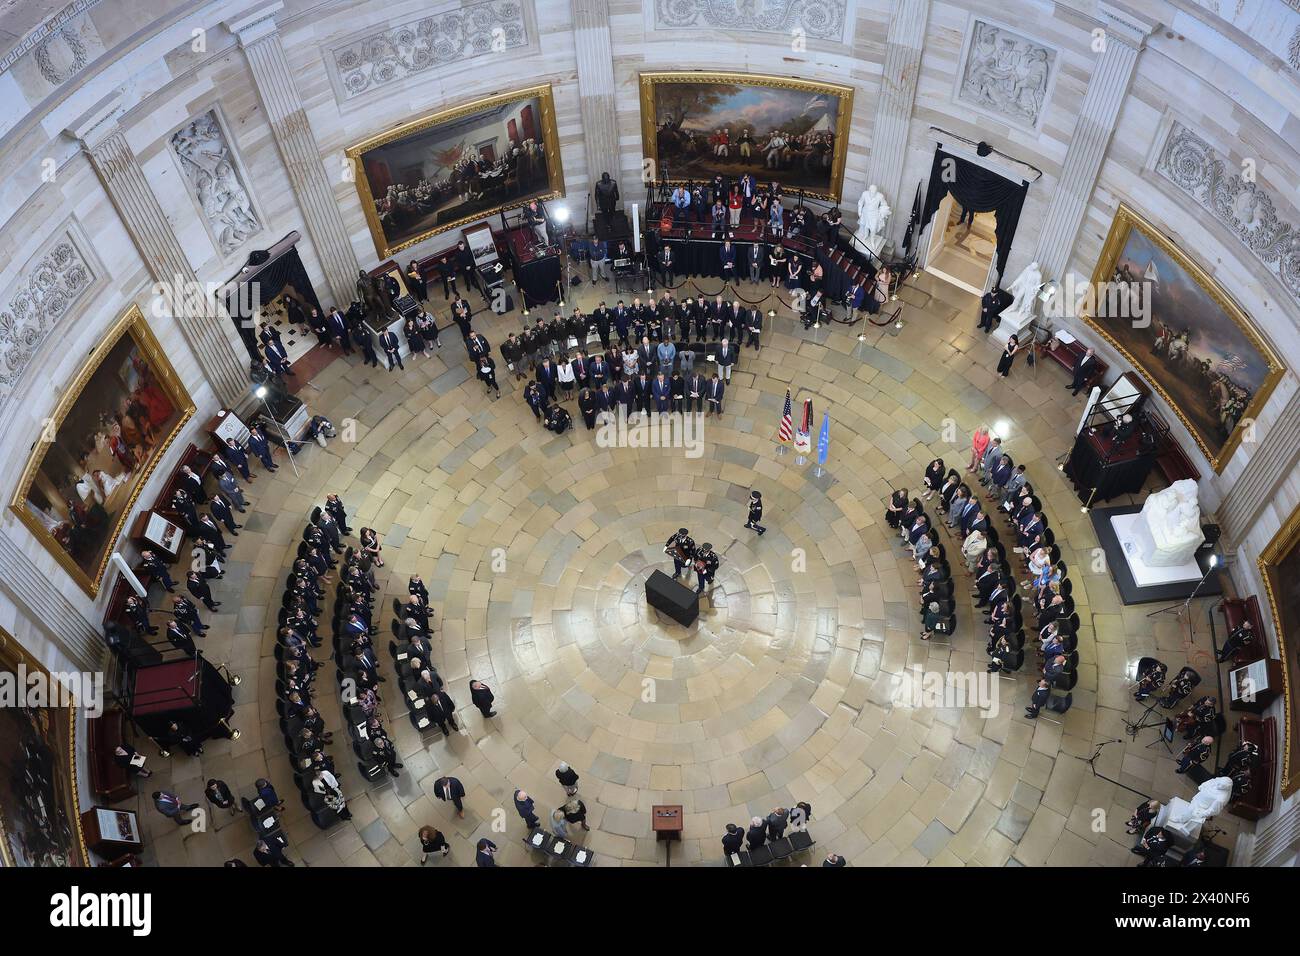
121,267,1245,867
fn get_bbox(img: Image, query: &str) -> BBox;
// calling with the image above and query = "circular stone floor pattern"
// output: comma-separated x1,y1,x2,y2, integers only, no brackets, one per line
127,272,1243,867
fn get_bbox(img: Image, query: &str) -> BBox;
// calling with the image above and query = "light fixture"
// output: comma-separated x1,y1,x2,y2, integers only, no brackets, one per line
553,204,571,223
1209,554,1219,568
1080,505,1089,514
893,317,904,331
254,385,267,399
857,332,866,341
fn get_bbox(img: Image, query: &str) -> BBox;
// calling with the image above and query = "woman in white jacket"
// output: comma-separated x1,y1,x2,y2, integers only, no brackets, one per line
312,769,352,820
557,354,576,399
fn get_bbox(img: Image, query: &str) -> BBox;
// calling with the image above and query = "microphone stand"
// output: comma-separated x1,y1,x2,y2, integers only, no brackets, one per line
1086,739,1153,800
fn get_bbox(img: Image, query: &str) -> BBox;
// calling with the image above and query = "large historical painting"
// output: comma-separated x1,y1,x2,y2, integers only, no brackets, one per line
0,628,86,867
639,72,853,200
347,84,565,258
1260,503,1300,799
1086,204,1284,472
9,305,194,597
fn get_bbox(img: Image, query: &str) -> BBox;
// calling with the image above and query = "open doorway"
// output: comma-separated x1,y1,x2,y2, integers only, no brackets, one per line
924,196,996,296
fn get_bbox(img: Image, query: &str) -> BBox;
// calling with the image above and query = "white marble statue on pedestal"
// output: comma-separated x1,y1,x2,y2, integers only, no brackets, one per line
1001,260,1043,327
854,184,890,258
1137,479,1205,567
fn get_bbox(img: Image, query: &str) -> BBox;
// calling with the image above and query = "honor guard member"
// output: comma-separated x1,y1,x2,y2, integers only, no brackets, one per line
665,528,696,579
694,542,719,594
745,490,766,536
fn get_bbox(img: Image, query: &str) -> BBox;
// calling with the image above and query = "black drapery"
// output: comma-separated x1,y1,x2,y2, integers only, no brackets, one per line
223,244,323,360
920,149,1028,282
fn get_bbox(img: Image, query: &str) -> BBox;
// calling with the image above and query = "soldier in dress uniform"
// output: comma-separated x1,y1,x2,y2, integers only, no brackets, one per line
693,542,720,594
665,528,695,579
745,490,766,536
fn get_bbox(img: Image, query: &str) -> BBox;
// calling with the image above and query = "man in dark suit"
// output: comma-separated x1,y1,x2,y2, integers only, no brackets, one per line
353,322,379,367
172,489,199,529
186,570,219,611
705,373,725,415
536,357,558,402
246,425,277,471
524,380,547,420
745,307,763,351
434,775,466,817
658,244,675,286
719,240,737,280
178,465,206,503
1025,679,1051,719
651,373,672,413
173,594,207,633
615,378,634,418
379,327,403,370
634,371,652,419
222,438,252,482
685,369,706,413
265,338,294,378
716,337,736,383
614,301,631,346
327,308,352,354
470,679,496,717
513,789,540,830
210,493,240,534
165,619,196,658
1069,347,1097,395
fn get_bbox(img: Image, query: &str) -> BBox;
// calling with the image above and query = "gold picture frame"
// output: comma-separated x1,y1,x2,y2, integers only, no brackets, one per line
1084,204,1285,473
346,84,566,259
0,626,87,867
9,304,195,597
1258,502,1300,799
639,71,854,201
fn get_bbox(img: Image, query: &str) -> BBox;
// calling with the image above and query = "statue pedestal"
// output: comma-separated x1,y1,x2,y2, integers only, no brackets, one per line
1135,481,1206,567
991,306,1035,347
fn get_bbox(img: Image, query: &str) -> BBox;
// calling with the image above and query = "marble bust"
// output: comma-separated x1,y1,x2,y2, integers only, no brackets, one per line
1138,479,1205,567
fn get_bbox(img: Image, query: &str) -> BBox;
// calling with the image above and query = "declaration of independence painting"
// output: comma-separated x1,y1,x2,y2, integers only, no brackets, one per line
1086,204,1284,472
0,629,85,867
639,72,853,200
348,84,565,257
10,305,193,596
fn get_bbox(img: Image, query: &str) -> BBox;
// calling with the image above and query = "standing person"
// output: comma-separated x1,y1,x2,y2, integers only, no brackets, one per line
254,838,295,867
967,426,990,473
996,334,1023,378
551,809,570,840
562,795,590,831
477,354,500,396
1025,679,1051,719
152,790,199,825
716,337,736,383
745,490,766,536
514,789,540,830
748,241,764,284
246,424,278,472
216,468,247,511
706,373,725,416
418,825,450,864
187,571,220,612
113,743,152,779
469,679,496,717
745,307,762,352
205,778,239,816
693,542,719,594
555,761,580,794
379,326,404,371
589,237,609,283
475,838,498,867
434,775,466,818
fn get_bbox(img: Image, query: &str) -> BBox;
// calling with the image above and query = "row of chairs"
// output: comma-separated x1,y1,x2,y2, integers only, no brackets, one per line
330,543,394,786
387,609,449,738
272,512,346,830
725,829,816,867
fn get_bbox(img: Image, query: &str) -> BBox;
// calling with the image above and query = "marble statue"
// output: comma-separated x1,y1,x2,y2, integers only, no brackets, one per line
1138,479,1206,567
854,184,890,257
1000,260,1043,327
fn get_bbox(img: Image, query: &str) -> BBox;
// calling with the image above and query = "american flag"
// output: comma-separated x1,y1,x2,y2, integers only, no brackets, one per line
778,389,793,443
1218,353,1246,373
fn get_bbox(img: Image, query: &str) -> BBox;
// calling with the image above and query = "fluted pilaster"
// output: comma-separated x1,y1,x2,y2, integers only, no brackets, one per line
866,0,929,240
0,531,103,673
75,118,248,406
1218,388,1300,547
572,0,620,202
228,4,359,308
1033,4,1155,279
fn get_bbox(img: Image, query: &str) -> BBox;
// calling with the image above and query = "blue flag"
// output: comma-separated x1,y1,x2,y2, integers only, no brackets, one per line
817,413,830,466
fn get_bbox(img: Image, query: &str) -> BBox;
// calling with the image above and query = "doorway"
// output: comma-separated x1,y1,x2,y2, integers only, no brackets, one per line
924,197,997,296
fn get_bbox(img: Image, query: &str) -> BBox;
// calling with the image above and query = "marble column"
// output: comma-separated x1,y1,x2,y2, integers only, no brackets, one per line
226,3,359,308
68,95,249,407
0,531,103,673
1032,4,1156,281
1218,388,1300,547
571,0,620,201
866,0,930,244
